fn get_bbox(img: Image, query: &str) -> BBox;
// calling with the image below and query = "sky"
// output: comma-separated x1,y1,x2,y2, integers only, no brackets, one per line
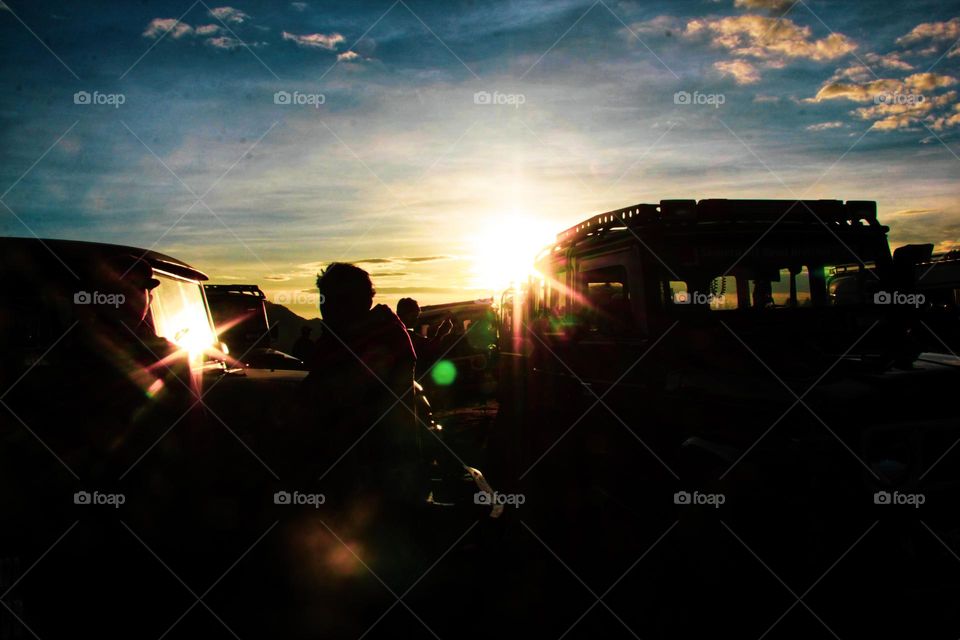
1,0,959,318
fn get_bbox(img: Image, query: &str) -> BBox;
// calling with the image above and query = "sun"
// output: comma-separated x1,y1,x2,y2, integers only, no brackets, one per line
468,213,555,293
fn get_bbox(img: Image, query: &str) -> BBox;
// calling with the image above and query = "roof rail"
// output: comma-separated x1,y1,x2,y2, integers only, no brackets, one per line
204,284,266,298
555,199,881,245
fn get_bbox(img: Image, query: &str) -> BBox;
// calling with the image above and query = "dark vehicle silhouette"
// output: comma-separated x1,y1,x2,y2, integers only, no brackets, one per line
416,298,499,406
491,200,960,634
0,238,494,524
204,283,305,370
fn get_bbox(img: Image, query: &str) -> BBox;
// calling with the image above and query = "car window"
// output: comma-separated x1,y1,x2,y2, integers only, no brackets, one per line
150,274,217,364
581,266,632,334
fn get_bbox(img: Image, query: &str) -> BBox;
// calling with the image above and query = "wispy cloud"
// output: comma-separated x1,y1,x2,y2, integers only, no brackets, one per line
209,6,251,25
806,121,845,131
897,17,960,47
714,59,760,84
686,14,857,62
733,0,795,13
143,18,193,39
206,36,247,50
281,30,345,50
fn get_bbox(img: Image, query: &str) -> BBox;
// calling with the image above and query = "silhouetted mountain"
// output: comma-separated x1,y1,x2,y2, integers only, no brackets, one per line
263,301,323,354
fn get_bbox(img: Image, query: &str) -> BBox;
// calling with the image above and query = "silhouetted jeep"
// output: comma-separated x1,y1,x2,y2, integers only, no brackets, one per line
0,237,492,516
204,283,305,370
494,200,960,514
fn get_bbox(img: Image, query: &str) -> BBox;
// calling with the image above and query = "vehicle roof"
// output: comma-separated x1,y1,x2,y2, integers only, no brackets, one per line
554,199,884,247
204,284,266,297
0,237,208,281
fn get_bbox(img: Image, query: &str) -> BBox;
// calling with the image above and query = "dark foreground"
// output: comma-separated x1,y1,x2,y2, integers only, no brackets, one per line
3,401,960,640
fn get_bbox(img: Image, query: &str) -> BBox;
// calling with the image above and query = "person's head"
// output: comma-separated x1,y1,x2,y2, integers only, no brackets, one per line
396,297,421,329
316,263,374,327
91,254,161,326
300,325,312,338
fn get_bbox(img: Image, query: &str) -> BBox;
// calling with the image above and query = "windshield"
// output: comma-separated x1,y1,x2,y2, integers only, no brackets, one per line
150,272,218,366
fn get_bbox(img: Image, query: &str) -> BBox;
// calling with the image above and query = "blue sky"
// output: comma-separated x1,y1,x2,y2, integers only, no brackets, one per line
1,0,959,316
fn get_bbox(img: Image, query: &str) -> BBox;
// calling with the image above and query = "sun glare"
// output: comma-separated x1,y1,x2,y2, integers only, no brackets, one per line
469,214,555,293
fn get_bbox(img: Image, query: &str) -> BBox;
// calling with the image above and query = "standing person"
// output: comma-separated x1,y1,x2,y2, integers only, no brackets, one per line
300,264,418,503
396,297,453,374
291,325,316,362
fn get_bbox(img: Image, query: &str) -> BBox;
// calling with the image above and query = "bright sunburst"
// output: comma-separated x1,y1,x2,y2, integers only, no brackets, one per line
468,213,556,293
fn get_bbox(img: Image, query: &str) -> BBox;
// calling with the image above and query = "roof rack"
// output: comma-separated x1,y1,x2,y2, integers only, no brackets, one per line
555,199,882,246
204,284,266,298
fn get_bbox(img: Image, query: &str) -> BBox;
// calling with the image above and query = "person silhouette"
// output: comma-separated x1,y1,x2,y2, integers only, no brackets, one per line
300,263,417,504
291,325,315,362
396,297,453,373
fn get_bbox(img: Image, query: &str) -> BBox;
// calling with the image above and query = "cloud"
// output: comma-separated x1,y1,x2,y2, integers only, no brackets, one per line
281,30,345,50
714,59,760,84
855,89,956,131
808,72,958,131
896,17,960,46
753,94,781,103
209,6,251,25
907,72,958,92
353,255,450,265
627,15,682,36
733,0,795,13
195,24,222,36
891,209,937,216
863,52,913,71
291,2,308,11
337,51,361,62
929,103,960,130
206,36,245,50
810,73,956,103
806,121,845,131
143,18,193,39
685,15,857,62
263,274,291,281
